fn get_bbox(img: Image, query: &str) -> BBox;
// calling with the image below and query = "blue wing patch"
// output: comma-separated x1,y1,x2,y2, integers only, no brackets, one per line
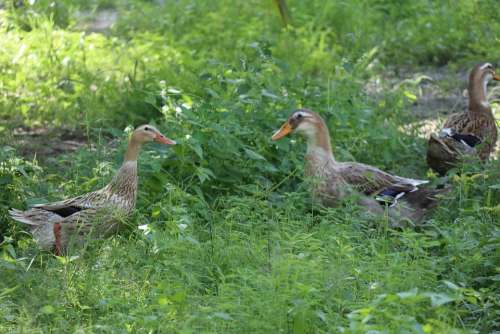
440,128,481,148
375,188,407,207
450,133,481,148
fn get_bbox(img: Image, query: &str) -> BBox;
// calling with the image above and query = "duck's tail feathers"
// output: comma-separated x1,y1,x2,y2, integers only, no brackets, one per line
404,185,451,209
427,134,459,175
9,209,38,225
9,208,62,226
375,182,450,209
406,178,429,187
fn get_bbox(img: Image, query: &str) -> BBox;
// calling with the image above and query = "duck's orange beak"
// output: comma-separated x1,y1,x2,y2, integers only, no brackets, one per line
494,72,500,81
272,121,293,141
155,133,176,145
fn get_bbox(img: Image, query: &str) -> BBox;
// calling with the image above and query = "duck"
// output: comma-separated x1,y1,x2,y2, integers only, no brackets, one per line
9,125,176,255
272,109,444,225
427,63,499,175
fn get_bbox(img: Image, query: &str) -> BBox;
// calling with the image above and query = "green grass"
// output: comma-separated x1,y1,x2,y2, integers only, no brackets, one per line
1,0,499,332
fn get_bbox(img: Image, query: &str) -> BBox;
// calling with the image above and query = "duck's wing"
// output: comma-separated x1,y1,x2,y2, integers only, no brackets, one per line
442,111,497,150
443,111,470,132
31,186,111,218
336,162,428,195
336,162,445,216
58,206,125,236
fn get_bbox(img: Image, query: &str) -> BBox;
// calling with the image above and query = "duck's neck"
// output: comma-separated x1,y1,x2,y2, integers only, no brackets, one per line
109,160,138,209
304,123,336,175
107,138,140,201
124,138,142,162
468,74,490,112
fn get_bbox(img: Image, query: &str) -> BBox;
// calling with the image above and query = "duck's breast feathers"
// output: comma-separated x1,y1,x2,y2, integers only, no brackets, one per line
443,110,497,141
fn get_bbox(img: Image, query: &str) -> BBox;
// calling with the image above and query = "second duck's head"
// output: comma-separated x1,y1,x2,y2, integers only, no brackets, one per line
470,62,500,86
271,109,328,141
131,125,177,145
271,109,334,154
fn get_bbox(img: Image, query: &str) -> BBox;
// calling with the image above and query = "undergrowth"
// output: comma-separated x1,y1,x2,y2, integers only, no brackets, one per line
0,0,499,333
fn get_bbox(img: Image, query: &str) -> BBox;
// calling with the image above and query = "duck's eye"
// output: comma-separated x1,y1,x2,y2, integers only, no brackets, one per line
144,127,150,131
296,113,303,119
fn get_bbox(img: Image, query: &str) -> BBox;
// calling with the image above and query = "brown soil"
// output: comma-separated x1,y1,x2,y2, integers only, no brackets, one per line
9,126,91,160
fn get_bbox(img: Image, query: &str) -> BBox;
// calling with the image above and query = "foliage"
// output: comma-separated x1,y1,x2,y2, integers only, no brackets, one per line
0,146,43,242
0,0,499,333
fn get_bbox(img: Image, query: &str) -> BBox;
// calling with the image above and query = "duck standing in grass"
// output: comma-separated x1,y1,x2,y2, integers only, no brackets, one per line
427,63,499,175
272,109,444,225
9,125,176,255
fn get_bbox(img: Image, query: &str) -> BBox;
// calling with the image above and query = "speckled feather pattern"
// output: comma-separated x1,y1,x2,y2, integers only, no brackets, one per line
34,161,138,215
304,152,349,206
442,110,497,159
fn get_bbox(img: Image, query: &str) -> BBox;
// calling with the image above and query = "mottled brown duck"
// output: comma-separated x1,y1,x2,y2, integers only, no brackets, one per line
9,125,176,255
272,109,443,225
427,63,499,175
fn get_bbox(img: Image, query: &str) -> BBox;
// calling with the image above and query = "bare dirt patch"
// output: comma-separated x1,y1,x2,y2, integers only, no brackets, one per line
9,127,91,160
75,9,118,33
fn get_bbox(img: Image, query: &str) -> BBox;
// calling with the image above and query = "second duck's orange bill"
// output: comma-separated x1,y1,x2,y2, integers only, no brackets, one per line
494,73,500,81
272,121,293,141
155,133,176,145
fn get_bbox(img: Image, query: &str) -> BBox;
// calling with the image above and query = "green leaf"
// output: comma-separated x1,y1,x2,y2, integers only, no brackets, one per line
0,260,18,270
205,88,219,98
442,281,460,291
0,175,13,185
397,288,418,299
213,312,233,321
423,292,455,307
0,285,19,299
5,244,16,259
40,305,55,315
191,143,204,159
244,148,266,161
261,89,280,100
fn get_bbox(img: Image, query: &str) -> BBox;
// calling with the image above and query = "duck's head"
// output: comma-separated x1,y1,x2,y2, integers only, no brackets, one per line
132,125,176,145
470,62,500,84
271,109,326,141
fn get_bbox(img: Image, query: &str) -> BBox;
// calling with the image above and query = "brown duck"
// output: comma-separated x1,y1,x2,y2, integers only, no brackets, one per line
9,125,176,255
272,109,443,224
427,63,499,175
